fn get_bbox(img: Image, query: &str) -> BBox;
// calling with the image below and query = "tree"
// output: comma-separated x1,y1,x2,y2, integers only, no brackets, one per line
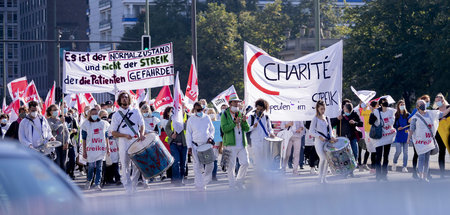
343,0,450,108
197,3,243,99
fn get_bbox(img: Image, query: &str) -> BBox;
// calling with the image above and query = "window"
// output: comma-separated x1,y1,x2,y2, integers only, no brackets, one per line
7,26,18,39
7,12,18,24
7,44,18,59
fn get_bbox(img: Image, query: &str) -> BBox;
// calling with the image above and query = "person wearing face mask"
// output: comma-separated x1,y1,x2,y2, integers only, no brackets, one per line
47,104,70,171
109,91,145,194
408,100,450,182
0,114,11,139
63,105,78,180
19,101,56,157
369,97,397,181
5,106,28,140
81,108,110,191
220,94,250,189
392,100,410,173
200,99,208,113
408,94,432,179
356,101,372,172
79,106,91,126
99,110,121,185
186,102,215,191
433,93,450,178
332,102,363,177
141,104,160,135
103,100,114,121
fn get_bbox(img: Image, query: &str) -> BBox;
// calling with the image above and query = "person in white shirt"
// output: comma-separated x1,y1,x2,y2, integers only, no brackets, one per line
0,114,11,139
247,99,275,172
18,101,55,157
141,104,160,134
310,100,337,184
108,91,145,195
186,102,215,191
81,108,110,191
280,121,304,175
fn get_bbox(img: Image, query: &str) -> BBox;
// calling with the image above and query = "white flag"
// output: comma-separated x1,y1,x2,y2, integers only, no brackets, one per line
172,72,184,134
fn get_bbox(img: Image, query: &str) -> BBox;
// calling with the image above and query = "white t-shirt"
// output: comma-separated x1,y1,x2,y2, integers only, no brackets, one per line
108,107,144,146
144,116,160,134
230,112,243,148
372,108,397,147
82,120,109,163
410,110,440,155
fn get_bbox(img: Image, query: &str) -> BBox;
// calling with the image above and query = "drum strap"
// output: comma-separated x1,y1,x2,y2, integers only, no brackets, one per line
118,110,139,137
316,117,331,140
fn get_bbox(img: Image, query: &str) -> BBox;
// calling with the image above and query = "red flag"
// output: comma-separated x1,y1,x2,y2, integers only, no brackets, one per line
2,97,6,113
23,81,41,104
185,56,198,109
84,93,97,107
7,76,28,99
154,86,173,112
76,93,89,114
4,98,20,122
42,82,56,115
64,94,77,109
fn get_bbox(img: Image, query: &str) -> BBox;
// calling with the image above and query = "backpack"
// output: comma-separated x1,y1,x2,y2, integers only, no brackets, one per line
369,108,384,139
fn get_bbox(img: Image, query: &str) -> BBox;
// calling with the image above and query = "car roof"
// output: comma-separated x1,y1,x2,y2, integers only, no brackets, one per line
0,139,35,158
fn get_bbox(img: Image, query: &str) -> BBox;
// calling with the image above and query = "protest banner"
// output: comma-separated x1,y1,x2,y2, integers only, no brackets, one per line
63,43,174,93
244,41,343,121
211,85,237,110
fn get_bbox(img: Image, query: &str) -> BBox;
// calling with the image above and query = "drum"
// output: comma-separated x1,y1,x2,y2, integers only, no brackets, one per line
220,148,232,172
46,141,62,148
264,136,283,169
196,144,216,164
324,137,357,175
127,133,174,179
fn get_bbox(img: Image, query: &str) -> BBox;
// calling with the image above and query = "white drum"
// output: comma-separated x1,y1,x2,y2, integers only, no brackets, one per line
197,144,216,164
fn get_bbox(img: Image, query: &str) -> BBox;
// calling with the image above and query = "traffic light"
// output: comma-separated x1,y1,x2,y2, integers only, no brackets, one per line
141,35,151,50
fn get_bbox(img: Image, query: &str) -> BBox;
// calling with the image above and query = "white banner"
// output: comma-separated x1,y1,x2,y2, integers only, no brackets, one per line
211,85,237,110
63,43,174,93
244,41,343,121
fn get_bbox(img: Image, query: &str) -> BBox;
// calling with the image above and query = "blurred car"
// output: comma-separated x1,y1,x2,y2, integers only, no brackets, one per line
0,139,83,215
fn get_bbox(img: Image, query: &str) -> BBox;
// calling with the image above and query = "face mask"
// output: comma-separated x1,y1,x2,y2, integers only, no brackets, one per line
30,111,38,118
344,112,351,116
230,106,239,112
143,113,149,117
418,104,426,111
196,112,203,117
85,111,89,116
221,109,226,113
360,103,367,109
201,105,206,109
106,108,112,114
1,119,7,124
208,114,215,119
381,102,388,107
52,111,59,118
425,102,430,108
399,105,406,111
91,115,99,121
436,101,443,107
19,113,27,119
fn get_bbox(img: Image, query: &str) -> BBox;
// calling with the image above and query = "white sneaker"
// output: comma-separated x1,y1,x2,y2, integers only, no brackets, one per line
392,164,397,172
310,168,318,175
85,181,91,190
95,185,102,191
402,167,408,173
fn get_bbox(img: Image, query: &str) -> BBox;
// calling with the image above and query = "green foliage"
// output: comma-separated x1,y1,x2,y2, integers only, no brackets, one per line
343,0,449,107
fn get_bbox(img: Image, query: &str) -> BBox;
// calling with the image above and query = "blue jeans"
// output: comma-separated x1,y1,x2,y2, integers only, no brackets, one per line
418,151,431,175
170,142,187,182
350,138,358,162
393,142,408,167
87,160,103,186
212,160,218,178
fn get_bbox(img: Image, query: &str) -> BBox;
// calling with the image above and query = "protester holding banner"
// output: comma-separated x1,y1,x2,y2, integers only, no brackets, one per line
81,108,110,191
47,104,70,171
19,101,56,157
5,106,27,139
310,100,336,184
109,91,145,194
392,100,410,173
0,114,10,139
165,106,188,185
221,95,250,189
186,102,216,191
408,100,450,182
369,98,397,181
433,93,450,178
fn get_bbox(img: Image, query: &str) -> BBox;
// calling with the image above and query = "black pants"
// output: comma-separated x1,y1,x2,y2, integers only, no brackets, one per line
358,148,370,165
375,144,391,179
413,147,418,171
370,152,377,169
304,146,318,167
436,133,446,174
65,145,76,178
103,162,120,184
54,146,67,171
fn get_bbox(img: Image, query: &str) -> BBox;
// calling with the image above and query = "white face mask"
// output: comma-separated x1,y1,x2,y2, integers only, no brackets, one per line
30,111,38,118
208,114,215,119
230,106,239,112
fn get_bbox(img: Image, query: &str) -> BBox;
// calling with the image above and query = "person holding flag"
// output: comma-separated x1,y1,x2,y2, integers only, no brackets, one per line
109,91,145,194
220,94,250,190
